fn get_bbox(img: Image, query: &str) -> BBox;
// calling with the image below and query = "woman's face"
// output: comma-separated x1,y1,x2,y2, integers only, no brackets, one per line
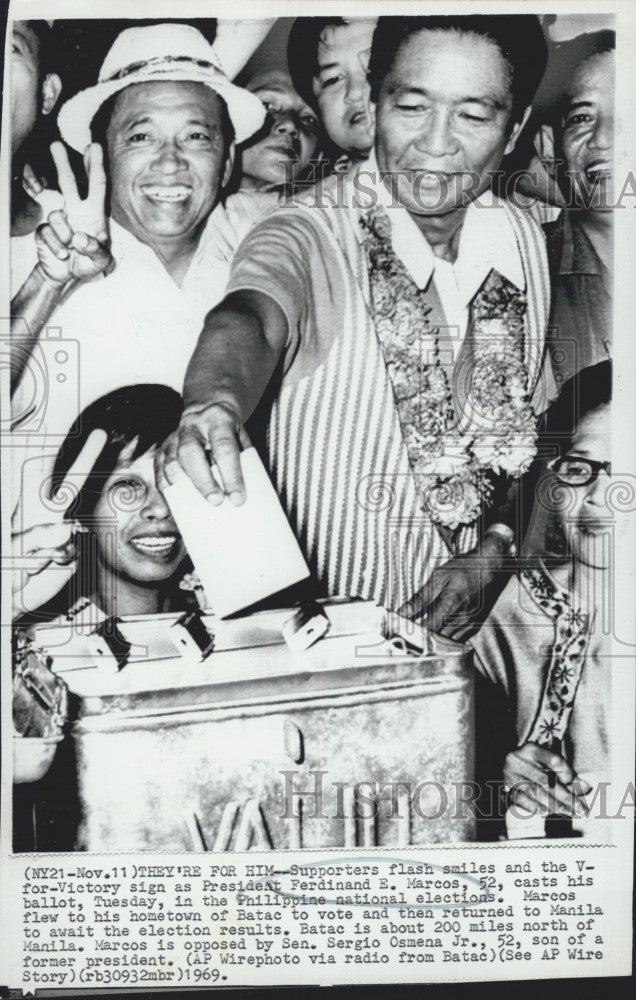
92,443,185,586
554,405,611,570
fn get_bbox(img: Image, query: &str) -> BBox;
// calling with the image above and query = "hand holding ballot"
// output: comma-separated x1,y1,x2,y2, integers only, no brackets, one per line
156,400,253,505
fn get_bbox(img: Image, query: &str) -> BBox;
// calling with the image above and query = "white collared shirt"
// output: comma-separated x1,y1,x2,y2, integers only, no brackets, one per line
354,151,526,343
11,191,276,527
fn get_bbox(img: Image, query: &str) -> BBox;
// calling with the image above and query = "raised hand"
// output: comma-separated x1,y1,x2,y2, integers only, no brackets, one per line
34,142,113,286
11,430,107,617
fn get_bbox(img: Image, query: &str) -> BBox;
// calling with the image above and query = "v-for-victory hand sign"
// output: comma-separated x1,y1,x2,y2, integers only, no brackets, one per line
35,142,114,287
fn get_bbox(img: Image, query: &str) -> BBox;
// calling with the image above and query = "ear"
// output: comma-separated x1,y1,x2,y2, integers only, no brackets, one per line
41,73,62,116
504,105,532,157
221,141,236,188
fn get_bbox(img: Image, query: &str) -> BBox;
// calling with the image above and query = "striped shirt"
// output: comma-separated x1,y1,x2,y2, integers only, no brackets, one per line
227,169,552,610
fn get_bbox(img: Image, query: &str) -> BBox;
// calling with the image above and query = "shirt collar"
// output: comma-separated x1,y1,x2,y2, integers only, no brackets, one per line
355,150,525,301
108,202,226,277
557,210,605,278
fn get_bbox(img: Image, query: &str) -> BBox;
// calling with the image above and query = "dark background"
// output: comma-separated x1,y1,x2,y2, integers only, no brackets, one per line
3,15,616,195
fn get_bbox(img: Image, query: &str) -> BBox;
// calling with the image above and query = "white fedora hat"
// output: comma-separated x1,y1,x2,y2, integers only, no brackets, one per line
58,23,266,151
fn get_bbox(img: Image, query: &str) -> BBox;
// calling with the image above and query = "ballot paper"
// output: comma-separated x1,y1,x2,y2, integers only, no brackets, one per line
163,447,309,618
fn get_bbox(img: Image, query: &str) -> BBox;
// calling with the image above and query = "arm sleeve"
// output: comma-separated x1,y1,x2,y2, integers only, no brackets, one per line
225,207,346,380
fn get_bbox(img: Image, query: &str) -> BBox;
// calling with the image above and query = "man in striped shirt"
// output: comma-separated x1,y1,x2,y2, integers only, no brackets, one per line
157,15,555,635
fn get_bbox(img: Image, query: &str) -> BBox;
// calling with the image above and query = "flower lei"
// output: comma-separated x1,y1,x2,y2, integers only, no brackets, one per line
360,205,538,529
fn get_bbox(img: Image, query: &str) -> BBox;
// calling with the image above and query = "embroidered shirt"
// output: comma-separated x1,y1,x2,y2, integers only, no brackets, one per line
470,563,609,788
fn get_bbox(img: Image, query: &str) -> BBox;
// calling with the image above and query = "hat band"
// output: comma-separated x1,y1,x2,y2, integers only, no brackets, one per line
103,53,223,83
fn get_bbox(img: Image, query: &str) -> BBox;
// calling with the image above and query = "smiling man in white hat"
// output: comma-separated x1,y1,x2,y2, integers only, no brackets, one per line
10,23,271,549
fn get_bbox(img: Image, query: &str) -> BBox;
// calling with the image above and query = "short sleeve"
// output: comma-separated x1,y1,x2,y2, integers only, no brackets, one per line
226,207,348,381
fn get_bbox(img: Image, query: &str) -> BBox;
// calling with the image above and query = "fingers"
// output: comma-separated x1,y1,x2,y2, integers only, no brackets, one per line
84,143,108,210
398,571,448,620
26,544,76,573
15,521,74,556
23,162,43,198
421,587,459,635
156,405,245,504
14,559,78,618
48,209,73,245
177,431,223,502
210,427,245,505
51,141,80,207
50,428,108,514
155,432,178,493
504,744,588,816
36,222,70,261
70,232,115,274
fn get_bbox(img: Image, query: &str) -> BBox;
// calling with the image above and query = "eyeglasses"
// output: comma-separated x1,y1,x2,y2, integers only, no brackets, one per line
551,457,611,487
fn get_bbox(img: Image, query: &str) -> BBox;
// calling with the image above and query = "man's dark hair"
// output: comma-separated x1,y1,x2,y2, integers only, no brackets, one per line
368,15,548,123
562,30,615,110
287,17,351,113
51,384,183,525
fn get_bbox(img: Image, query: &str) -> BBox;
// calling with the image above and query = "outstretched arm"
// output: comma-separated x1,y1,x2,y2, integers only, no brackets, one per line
156,289,288,504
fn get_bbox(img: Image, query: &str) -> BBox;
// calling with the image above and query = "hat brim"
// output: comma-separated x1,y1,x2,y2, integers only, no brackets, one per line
58,67,266,151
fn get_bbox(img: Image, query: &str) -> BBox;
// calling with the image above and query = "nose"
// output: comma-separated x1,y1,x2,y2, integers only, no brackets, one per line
584,469,610,507
345,72,366,105
150,139,188,174
414,106,457,159
141,484,173,521
272,112,299,140
588,113,613,153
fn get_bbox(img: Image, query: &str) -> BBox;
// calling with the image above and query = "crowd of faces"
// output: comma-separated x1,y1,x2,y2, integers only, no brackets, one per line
10,17,615,606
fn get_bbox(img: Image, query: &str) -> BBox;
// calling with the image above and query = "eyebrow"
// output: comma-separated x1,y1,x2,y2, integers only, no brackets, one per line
390,85,507,111
565,100,595,112
121,116,215,129
252,85,287,96
12,26,37,54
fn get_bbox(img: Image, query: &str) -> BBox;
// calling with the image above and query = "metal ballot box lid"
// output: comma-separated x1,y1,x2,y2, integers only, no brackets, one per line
35,601,474,851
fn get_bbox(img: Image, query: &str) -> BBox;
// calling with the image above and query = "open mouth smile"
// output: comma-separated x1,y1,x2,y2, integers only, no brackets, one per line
584,160,612,182
129,533,181,557
141,184,192,203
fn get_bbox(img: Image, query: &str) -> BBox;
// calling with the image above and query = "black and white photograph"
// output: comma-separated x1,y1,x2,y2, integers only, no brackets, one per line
1,1,633,991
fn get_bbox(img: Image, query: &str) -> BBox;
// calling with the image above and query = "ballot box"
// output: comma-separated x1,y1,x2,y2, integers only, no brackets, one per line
35,601,475,851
